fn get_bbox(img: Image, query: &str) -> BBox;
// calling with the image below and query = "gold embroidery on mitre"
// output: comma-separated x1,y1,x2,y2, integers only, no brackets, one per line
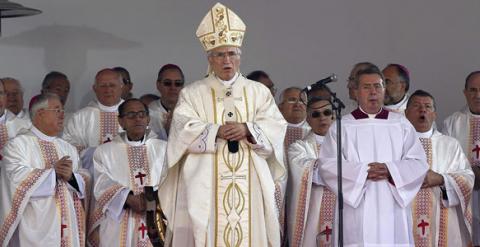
196,3,246,51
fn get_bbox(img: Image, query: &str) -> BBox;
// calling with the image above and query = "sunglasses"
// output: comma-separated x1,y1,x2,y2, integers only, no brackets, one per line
120,110,149,119
310,109,333,118
161,79,184,87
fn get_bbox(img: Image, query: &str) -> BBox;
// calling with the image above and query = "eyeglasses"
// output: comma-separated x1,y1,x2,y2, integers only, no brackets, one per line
209,51,240,60
310,109,333,118
43,108,65,114
120,110,148,119
284,97,305,105
161,79,184,87
96,83,121,89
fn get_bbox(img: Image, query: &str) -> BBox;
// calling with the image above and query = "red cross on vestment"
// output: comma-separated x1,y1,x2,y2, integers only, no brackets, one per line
61,224,68,238
417,219,429,236
472,144,480,160
320,225,332,242
135,172,146,185
138,222,147,239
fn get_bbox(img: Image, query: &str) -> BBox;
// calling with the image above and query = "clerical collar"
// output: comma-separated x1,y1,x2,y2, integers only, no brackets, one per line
124,133,146,146
216,72,239,86
160,100,170,112
31,126,56,142
351,107,389,120
97,99,124,112
417,127,433,139
469,109,480,118
288,120,306,127
314,133,325,144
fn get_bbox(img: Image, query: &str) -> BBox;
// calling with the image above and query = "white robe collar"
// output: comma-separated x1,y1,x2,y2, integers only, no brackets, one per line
314,133,325,144
95,100,124,112
417,127,434,139
288,120,306,127
31,126,56,142
359,106,383,119
123,133,146,146
216,72,239,87
387,93,409,110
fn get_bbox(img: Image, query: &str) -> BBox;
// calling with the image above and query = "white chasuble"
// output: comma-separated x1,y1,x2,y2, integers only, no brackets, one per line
89,132,167,247
287,132,336,247
318,108,428,247
159,74,287,247
0,128,85,247
0,110,31,160
412,130,474,247
63,100,123,154
443,107,480,245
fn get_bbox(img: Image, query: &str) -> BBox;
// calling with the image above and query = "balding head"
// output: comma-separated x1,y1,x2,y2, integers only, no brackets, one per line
93,68,124,106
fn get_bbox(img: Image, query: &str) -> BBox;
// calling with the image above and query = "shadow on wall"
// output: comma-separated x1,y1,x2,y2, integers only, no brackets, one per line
0,24,141,108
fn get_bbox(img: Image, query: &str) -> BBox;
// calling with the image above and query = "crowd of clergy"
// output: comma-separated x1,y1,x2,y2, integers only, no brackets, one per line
0,2,478,247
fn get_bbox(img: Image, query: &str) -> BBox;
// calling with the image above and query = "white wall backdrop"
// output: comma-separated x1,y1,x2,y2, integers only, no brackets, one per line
0,0,479,126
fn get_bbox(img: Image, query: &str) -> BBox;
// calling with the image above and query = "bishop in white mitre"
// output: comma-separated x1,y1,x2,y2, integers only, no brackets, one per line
0,93,86,246
406,90,473,246
89,99,167,246
443,71,480,246
318,65,428,246
287,98,336,247
63,68,124,170
159,3,287,247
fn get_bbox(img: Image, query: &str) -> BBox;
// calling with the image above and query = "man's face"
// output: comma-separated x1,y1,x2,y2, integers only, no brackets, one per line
355,73,385,114
37,98,65,135
278,89,306,124
118,101,150,139
44,77,70,106
93,71,123,107
464,74,480,114
156,69,184,106
258,76,276,96
306,100,334,136
2,79,23,114
383,66,406,104
405,96,436,133
207,46,241,81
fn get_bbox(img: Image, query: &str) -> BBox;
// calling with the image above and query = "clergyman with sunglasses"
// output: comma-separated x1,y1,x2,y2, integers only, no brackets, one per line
316,63,428,246
90,98,168,246
149,64,185,140
158,3,287,246
287,96,337,246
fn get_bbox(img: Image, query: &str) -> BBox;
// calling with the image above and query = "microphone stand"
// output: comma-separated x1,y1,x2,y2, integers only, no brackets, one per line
323,86,345,247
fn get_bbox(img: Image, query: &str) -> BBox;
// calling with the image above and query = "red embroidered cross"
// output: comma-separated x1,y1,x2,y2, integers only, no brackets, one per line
61,224,68,238
138,222,147,239
320,225,332,242
135,172,146,185
417,219,429,236
472,144,480,159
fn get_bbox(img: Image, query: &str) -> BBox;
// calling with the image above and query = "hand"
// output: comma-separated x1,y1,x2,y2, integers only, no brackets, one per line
367,162,390,181
126,193,147,213
421,170,444,188
217,122,250,141
54,156,73,181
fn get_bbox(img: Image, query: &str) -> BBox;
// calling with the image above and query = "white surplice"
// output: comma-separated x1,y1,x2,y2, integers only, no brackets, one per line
443,106,480,245
89,131,167,247
148,99,169,141
287,131,337,247
159,73,287,247
0,127,86,247
384,93,409,114
14,109,30,122
411,128,474,246
318,108,428,247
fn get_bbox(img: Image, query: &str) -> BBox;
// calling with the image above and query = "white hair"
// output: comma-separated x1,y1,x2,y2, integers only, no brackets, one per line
29,93,61,119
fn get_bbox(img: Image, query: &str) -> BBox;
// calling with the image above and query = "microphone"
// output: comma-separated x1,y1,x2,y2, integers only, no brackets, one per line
304,73,337,92
228,140,239,153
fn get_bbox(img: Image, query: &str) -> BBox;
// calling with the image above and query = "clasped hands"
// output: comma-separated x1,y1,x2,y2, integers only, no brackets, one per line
217,122,251,142
367,162,390,181
126,193,147,213
54,156,73,181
